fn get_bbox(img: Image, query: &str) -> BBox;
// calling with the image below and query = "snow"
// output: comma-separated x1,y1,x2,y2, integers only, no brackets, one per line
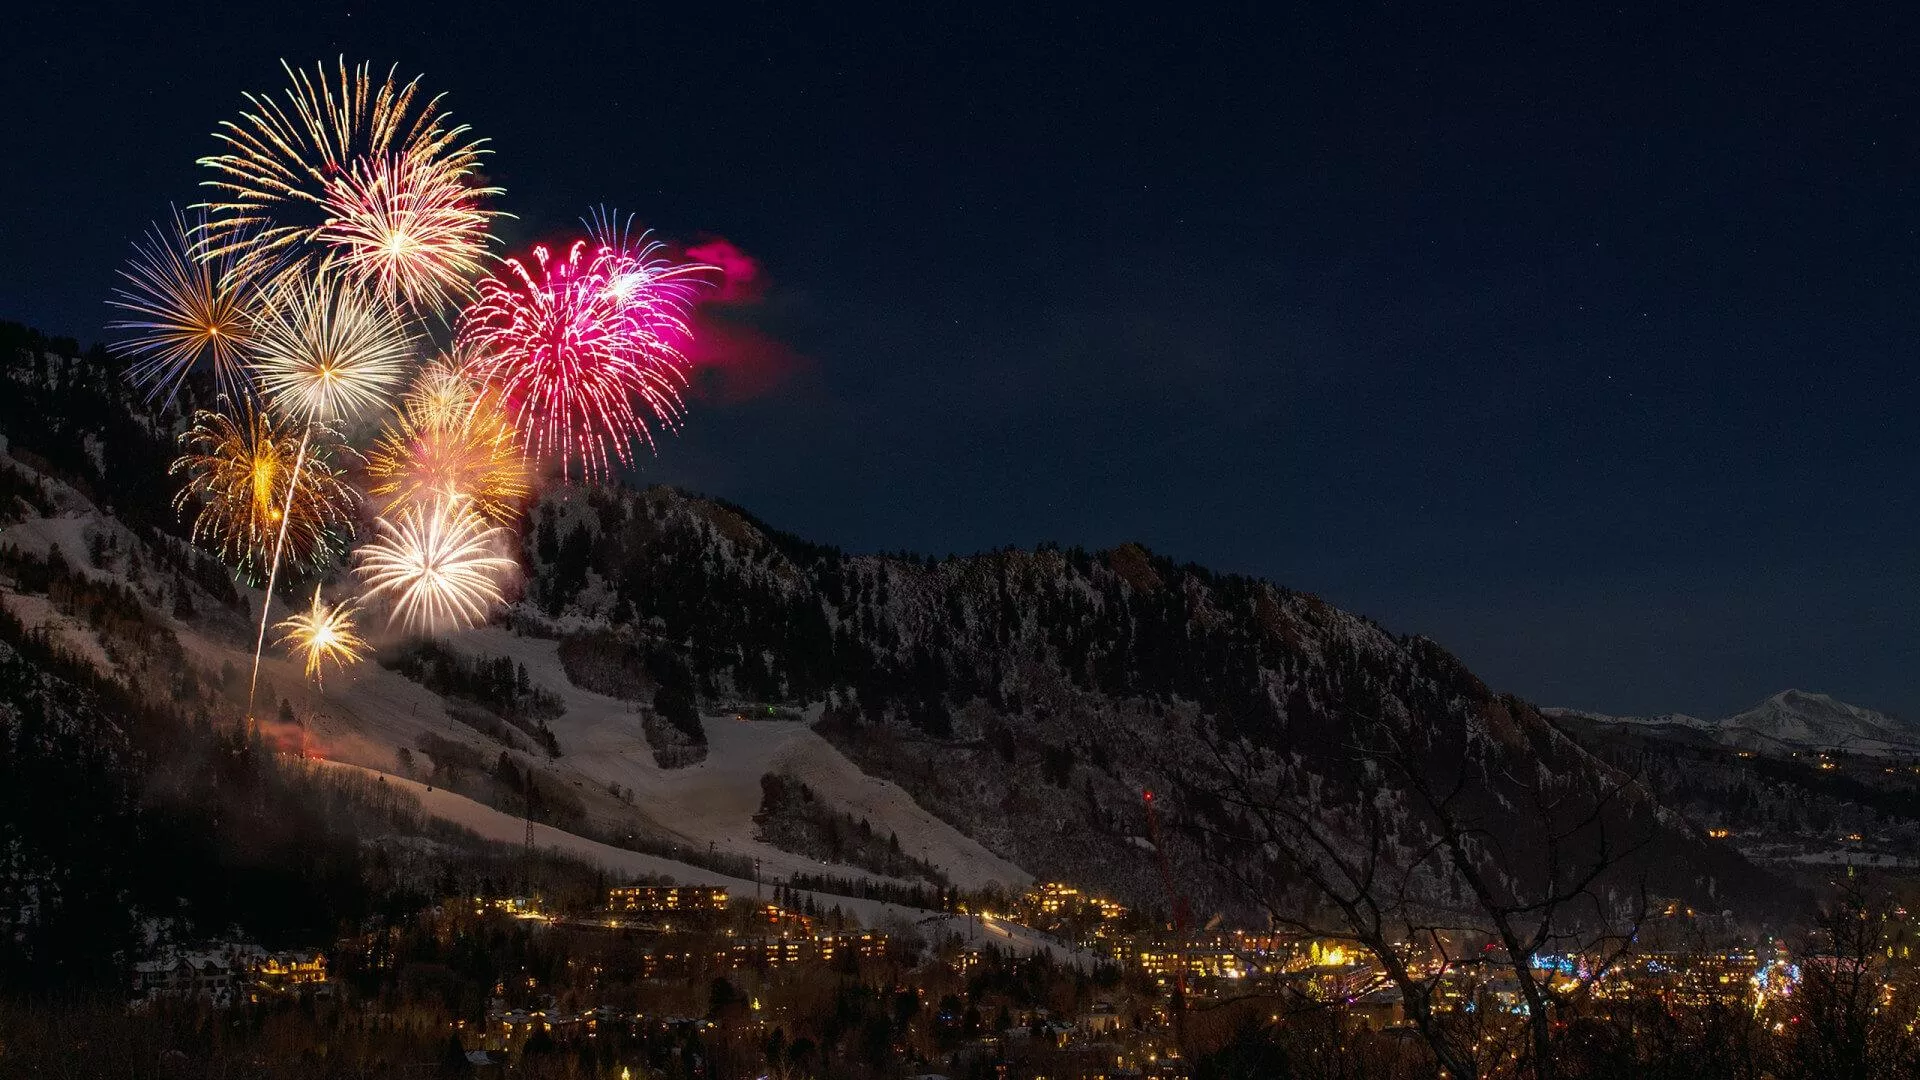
1543,707,1713,732
315,760,1082,962
0,592,114,672
153,613,1032,896
449,628,1031,892
1720,690,1919,754
1,512,104,568
1550,689,1920,757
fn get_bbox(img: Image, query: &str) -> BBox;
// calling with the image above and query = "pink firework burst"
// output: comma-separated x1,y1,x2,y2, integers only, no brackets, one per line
459,236,705,480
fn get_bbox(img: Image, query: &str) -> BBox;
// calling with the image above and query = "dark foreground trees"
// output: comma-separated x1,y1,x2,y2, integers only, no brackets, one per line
1166,683,1676,1079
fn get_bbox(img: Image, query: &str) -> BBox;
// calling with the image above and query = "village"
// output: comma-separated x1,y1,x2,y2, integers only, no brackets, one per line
118,875,1896,1079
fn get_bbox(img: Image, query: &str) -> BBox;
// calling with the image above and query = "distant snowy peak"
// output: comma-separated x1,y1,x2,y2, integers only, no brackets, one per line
1541,707,1713,732
1720,690,1918,753
1553,690,1919,755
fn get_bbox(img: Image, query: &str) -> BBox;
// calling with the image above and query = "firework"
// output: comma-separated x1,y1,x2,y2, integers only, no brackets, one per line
459,236,703,479
274,587,368,681
108,206,257,402
402,353,480,431
315,151,496,312
196,58,498,302
250,270,415,423
355,497,516,633
367,363,529,524
170,402,357,580
585,206,716,314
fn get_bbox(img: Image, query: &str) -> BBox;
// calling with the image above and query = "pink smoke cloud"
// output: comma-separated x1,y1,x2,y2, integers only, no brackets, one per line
686,238,763,303
661,235,809,402
683,313,812,404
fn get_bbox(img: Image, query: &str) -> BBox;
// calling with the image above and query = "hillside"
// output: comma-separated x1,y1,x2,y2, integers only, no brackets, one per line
514,483,1783,918
0,322,1793,935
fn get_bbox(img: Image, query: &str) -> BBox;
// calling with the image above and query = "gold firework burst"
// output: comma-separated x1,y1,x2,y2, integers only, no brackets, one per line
367,363,529,525
274,587,368,681
171,401,357,580
196,57,499,308
315,151,496,312
401,352,481,432
108,206,257,402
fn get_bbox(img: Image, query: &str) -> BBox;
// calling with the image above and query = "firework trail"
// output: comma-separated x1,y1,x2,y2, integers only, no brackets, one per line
170,402,357,581
195,58,499,308
108,206,258,403
275,587,368,682
242,269,413,717
458,228,706,480
367,360,529,525
355,496,516,633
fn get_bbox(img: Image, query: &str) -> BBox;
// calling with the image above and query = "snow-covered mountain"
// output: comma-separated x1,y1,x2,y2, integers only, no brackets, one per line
1542,707,1714,734
0,322,1785,923
1552,690,1920,757
1721,690,1919,754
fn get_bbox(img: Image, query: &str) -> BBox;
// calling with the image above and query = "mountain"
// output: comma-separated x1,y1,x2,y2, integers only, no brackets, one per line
514,482,1785,917
1721,690,1919,755
0,323,1792,934
1543,707,1714,734
1551,690,1920,757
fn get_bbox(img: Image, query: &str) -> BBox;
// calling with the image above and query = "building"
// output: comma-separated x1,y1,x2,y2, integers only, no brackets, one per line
607,885,730,915
131,941,333,1007
131,954,236,1007
732,932,889,968
756,902,816,934
635,947,732,979
475,896,548,920
256,950,329,993
1019,882,1130,940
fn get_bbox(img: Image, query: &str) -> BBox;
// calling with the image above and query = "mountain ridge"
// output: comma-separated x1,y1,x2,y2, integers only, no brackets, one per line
1550,689,1919,757
0,322,1795,927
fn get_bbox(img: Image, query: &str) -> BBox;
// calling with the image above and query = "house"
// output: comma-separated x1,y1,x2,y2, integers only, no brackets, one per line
131,953,236,1007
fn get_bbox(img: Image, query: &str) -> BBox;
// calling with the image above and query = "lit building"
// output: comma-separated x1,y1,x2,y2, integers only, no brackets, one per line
732,932,888,967
607,885,730,914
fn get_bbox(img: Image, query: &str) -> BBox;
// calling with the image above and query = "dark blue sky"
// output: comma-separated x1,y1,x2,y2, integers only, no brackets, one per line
4,3,1918,720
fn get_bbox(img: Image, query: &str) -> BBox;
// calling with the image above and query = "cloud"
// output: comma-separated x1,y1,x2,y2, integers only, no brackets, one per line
683,313,812,404
685,237,763,303
671,235,808,402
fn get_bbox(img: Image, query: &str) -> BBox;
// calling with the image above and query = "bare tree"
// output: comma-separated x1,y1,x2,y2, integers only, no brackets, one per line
1781,877,1920,1080
1163,692,1655,1080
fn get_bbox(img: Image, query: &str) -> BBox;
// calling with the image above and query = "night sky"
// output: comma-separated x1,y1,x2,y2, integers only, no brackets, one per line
4,3,1918,720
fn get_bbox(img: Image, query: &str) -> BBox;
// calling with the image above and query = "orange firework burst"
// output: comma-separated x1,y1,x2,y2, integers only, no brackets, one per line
274,587,368,681
108,206,258,402
170,401,357,580
195,58,499,307
250,270,416,422
355,496,516,633
367,362,529,525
